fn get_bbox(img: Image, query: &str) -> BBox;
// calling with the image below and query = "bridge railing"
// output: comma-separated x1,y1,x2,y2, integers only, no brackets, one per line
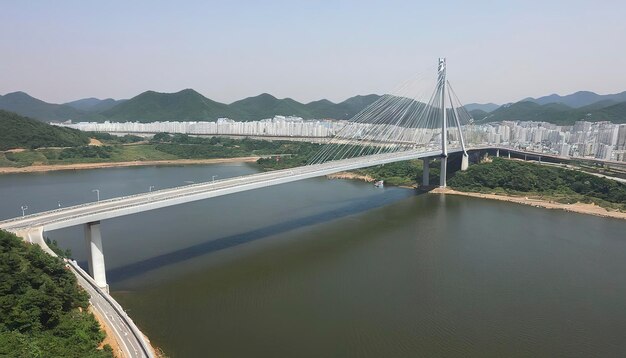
2,147,479,229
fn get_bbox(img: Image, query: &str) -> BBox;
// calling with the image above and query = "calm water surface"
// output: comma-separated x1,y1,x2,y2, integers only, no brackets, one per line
1,163,625,357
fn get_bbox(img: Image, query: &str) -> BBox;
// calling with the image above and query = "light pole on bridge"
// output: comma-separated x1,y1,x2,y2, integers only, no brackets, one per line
149,185,155,192
92,189,100,202
20,205,28,217
212,175,218,184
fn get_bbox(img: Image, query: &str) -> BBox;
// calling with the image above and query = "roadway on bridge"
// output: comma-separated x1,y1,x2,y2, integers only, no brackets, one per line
0,148,462,232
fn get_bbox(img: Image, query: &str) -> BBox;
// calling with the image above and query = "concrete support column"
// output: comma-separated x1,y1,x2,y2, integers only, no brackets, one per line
496,149,500,157
461,153,469,171
84,221,108,292
440,156,447,188
538,156,542,163
508,151,511,159
422,158,430,186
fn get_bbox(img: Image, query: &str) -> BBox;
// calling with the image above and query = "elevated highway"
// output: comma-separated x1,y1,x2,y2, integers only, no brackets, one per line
0,147,464,234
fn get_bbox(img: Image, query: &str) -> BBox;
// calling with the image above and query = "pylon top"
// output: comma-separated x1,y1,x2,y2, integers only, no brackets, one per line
438,58,446,73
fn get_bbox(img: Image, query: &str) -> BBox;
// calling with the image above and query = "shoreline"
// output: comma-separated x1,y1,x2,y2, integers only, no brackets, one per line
0,156,261,174
326,171,376,182
326,172,626,220
431,187,626,220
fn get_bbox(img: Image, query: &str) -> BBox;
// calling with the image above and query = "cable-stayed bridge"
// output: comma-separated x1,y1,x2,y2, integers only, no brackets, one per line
2,58,487,291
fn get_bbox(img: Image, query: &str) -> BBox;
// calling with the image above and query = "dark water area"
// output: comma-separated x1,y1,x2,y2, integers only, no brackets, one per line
1,164,625,357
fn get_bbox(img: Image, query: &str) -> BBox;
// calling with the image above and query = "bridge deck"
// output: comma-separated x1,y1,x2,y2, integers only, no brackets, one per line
0,148,465,232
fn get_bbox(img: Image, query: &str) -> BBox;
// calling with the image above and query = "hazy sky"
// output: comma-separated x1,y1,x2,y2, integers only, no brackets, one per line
1,0,625,105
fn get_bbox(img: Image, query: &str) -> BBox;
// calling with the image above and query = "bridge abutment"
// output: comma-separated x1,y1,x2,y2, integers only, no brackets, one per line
84,221,108,292
14,227,56,256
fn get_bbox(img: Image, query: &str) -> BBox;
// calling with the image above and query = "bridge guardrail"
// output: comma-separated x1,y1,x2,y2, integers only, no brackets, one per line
67,260,154,358
6,145,603,231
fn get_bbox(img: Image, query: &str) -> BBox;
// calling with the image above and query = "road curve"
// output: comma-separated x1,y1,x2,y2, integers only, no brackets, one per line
67,259,154,358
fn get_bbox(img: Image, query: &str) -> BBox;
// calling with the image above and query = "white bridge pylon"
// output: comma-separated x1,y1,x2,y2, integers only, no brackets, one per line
307,57,471,187
437,57,469,187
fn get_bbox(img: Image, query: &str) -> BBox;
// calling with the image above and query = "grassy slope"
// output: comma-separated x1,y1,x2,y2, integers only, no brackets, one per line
0,145,180,167
0,136,320,168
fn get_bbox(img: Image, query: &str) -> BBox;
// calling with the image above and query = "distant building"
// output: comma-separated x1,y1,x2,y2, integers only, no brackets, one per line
52,117,626,163
617,125,626,150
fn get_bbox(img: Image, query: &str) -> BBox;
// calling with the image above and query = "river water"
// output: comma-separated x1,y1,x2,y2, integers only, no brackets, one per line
1,163,625,357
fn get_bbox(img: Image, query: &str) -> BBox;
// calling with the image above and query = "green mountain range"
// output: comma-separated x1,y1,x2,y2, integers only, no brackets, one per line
1,89,625,125
0,90,382,123
523,90,626,108
472,100,626,125
103,90,383,122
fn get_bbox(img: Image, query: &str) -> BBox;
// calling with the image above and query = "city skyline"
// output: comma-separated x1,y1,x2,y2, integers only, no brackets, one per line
57,115,626,162
2,1,626,105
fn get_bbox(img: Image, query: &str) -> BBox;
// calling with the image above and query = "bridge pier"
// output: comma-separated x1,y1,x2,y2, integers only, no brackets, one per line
496,149,500,157
508,151,511,159
84,221,108,292
461,153,469,171
422,158,430,186
440,156,447,188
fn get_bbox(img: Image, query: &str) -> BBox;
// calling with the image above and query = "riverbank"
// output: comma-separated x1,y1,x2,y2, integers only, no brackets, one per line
0,156,261,174
326,171,376,182
431,187,626,220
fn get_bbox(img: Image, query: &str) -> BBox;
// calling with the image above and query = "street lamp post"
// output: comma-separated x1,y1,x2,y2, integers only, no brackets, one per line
92,189,100,202
212,175,218,184
149,185,155,192
20,205,28,217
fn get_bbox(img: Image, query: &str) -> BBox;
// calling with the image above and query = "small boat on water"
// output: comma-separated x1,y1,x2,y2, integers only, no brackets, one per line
374,180,384,188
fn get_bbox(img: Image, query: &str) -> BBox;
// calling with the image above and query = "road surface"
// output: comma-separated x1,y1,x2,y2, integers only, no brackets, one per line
67,260,153,358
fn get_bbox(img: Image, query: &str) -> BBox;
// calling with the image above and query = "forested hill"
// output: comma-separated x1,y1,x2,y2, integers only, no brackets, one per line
0,110,90,150
0,230,113,357
449,158,626,210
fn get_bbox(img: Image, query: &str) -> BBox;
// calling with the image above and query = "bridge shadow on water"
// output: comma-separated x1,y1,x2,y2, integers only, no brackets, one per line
105,188,418,283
